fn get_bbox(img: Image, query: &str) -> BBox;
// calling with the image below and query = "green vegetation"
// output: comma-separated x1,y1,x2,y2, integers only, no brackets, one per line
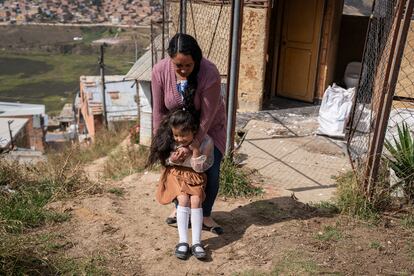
103,145,148,180
80,26,123,44
315,225,342,242
334,171,381,221
238,250,322,276
0,127,135,273
219,157,263,198
311,201,340,214
401,214,414,229
108,187,126,197
384,122,414,201
369,241,383,250
0,51,133,114
272,250,320,275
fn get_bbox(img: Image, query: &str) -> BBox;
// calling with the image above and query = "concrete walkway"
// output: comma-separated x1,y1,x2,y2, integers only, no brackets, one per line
237,106,351,203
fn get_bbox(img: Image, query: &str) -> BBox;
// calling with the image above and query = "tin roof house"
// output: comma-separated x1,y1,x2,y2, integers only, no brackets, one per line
76,75,138,139
0,101,47,152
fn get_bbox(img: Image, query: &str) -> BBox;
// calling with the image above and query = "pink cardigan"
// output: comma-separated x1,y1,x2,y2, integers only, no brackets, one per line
151,57,226,155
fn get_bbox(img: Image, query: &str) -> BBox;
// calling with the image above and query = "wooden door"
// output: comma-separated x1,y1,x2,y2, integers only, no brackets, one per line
276,0,324,102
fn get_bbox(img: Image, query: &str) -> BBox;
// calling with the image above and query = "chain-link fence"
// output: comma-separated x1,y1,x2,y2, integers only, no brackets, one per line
347,0,414,200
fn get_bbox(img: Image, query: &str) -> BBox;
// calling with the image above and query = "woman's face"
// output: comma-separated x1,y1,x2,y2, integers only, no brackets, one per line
171,53,195,79
171,126,194,147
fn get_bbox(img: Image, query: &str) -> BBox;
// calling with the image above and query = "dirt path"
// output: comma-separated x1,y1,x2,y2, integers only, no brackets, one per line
46,165,414,275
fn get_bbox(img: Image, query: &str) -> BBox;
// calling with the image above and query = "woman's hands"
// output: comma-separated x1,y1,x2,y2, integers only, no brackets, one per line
189,139,201,158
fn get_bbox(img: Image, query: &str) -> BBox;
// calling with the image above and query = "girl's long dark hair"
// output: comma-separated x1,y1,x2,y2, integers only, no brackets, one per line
147,34,203,168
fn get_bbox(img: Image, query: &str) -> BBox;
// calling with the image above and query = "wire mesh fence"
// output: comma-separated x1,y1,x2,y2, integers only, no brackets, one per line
347,0,414,200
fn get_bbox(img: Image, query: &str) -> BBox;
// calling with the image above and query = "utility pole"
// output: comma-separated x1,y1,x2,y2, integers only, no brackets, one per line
225,0,243,157
7,120,14,149
99,44,108,129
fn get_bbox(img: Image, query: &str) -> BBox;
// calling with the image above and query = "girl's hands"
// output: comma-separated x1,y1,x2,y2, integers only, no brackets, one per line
170,146,192,163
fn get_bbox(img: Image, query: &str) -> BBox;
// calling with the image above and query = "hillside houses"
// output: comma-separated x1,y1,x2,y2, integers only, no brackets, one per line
0,0,160,25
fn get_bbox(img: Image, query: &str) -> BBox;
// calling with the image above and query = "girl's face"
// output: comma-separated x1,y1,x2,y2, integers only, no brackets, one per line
171,126,194,146
171,53,195,79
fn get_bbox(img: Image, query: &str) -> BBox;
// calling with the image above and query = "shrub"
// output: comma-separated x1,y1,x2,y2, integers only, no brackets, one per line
219,157,263,198
384,122,414,201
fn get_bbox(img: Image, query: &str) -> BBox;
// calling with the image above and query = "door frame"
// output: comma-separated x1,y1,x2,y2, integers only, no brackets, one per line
264,0,326,103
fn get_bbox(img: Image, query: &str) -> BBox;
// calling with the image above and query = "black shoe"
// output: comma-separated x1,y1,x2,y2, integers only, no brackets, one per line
191,243,206,259
165,216,177,224
175,242,190,260
202,223,224,235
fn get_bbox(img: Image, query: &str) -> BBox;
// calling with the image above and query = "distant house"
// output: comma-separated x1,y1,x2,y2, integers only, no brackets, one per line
124,43,154,146
0,102,47,152
0,118,29,152
75,75,138,140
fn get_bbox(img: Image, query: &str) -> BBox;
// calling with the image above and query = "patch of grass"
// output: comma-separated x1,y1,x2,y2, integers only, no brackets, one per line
103,145,148,180
0,126,128,274
315,225,342,242
0,160,84,233
0,232,108,275
108,187,125,197
272,250,320,275
219,157,263,198
401,214,414,229
311,201,340,214
48,128,129,165
369,241,383,250
334,171,380,221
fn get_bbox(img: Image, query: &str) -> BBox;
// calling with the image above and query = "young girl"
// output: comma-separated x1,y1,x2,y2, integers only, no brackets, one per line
147,106,214,260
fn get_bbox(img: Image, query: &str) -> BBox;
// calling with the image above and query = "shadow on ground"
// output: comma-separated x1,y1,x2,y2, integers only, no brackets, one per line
205,196,335,253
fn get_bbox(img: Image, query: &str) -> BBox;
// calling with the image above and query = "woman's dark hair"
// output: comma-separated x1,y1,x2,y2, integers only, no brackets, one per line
146,108,200,168
167,33,202,114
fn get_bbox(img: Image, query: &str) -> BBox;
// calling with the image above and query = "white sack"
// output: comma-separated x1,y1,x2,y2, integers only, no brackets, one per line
317,84,355,138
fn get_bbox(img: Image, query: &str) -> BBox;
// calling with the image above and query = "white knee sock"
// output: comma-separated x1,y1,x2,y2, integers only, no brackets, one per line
177,206,190,251
191,208,204,252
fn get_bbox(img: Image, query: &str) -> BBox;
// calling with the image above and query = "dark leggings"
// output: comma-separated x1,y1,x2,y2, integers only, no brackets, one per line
202,146,223,217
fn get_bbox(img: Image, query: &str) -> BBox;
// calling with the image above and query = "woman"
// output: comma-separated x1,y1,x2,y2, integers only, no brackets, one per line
151,33,226,234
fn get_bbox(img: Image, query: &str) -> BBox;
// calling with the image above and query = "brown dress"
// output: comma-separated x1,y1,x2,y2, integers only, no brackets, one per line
156,166,207,205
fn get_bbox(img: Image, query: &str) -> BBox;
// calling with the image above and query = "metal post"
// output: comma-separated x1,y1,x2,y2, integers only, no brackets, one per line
225,0,243,157
161,0,165,58
99,44,108,129
366,0,413,196
7,120,14,149
180,0,187,33
150,21,155,67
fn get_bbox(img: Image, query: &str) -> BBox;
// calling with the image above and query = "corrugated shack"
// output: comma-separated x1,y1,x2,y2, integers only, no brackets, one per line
75,75,138,140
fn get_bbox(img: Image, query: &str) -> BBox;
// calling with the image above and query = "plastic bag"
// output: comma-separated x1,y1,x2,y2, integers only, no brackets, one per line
317,84,355,138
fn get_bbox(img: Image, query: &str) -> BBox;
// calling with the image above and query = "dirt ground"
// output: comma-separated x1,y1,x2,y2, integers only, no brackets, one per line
41,156,414,275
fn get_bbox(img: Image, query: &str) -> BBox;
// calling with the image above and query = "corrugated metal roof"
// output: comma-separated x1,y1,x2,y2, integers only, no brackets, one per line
124,35,167,82
80,75,138,120
0,102,45,117
0,118,28,148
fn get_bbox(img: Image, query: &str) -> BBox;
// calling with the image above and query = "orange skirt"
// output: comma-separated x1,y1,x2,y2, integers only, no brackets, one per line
156,166,207,205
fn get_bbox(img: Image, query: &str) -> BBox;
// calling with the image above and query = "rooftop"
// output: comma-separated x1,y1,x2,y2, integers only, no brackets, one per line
0,102,45,117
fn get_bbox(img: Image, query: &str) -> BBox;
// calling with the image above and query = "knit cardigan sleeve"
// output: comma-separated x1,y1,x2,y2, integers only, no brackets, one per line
194,70,222,145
